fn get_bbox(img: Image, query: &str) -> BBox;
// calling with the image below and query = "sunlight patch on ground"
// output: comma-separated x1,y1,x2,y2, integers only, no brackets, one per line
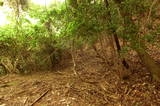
32,0,65,6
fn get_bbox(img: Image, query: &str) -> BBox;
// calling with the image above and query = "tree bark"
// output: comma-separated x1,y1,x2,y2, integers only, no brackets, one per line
112,0,160,82
104,0,130,79
137,49,160,81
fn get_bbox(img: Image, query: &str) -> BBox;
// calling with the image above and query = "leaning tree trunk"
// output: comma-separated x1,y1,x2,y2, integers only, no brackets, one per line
112,0,160,82
136,46,160,82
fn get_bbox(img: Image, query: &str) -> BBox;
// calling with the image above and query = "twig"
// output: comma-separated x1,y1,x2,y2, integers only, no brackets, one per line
24,97,28,106
142,0,158,38
147,0,158,22
71,40,78,76
30,89,50,106
41,51,55,64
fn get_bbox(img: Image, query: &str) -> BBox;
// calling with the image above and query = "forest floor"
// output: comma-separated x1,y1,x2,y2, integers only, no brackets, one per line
0,47,160,106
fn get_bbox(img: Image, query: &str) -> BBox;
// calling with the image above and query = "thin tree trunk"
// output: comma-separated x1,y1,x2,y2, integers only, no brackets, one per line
104,0,130,79
111,0,160,82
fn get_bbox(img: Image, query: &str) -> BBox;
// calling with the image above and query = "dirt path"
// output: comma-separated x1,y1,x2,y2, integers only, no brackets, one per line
0,69,84,106
0,50,160,106
0,67,160,106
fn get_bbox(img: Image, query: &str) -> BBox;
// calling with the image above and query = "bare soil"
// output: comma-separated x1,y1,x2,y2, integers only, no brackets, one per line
0,49,160,106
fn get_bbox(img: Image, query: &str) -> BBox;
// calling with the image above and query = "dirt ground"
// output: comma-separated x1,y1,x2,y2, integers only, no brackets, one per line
0,49,160,106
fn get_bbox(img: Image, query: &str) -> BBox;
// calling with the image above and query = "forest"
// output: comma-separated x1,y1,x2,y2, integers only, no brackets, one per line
0,0,160,105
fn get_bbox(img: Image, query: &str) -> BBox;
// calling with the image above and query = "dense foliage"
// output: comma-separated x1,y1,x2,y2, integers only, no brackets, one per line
0,0,160,81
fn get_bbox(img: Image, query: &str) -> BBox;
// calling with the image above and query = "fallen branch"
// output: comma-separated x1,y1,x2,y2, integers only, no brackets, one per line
30,89,50,106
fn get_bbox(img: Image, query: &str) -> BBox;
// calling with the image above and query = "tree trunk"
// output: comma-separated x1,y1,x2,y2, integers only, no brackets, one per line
115,0,160,82
106,0,160,81
104,0,130,79
137,48,160,82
